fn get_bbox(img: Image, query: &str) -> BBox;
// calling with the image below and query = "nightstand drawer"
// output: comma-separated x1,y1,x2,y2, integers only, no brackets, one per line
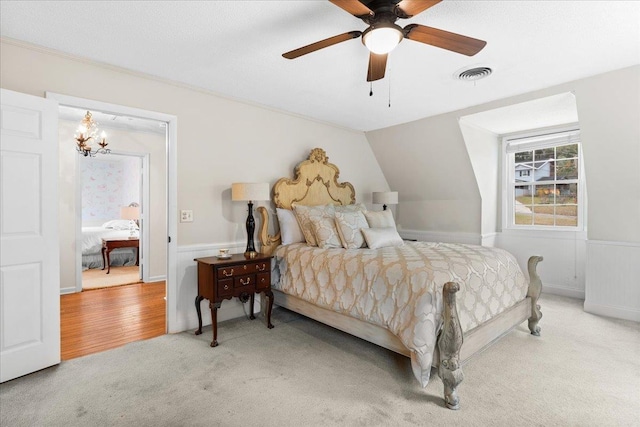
252,261,269,273
234,274,254,289
256,272,270,290
217,279,233,297
217,264,251,279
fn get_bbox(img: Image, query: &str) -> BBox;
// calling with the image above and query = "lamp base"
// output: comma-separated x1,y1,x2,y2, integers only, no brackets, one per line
244,251,258,259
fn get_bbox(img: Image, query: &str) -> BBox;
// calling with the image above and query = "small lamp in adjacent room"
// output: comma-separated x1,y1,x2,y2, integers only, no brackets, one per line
232,182,270,257
120,205,140,237
372,191,398,211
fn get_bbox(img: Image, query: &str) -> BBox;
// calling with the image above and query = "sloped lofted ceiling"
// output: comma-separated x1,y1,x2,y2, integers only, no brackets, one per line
1,1,638,132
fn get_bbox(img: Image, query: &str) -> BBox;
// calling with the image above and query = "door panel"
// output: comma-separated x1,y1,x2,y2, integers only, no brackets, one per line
0,88,59,383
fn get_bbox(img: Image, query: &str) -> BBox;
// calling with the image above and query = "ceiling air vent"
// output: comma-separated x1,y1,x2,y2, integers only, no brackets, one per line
456,66,492,81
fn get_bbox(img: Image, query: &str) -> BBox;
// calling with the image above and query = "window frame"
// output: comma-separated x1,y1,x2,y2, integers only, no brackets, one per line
501,124,585,231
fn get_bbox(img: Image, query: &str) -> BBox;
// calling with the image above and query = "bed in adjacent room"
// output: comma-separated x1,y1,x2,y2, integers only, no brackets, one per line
81,220,138,270
257,148,543,410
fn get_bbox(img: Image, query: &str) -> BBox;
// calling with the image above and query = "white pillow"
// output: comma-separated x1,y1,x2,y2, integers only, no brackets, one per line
276,208,305,245
292,204,335,247
335,211,369,249
310,216,343,249
364,210,396,229
102,219,137,230
361,227,404,250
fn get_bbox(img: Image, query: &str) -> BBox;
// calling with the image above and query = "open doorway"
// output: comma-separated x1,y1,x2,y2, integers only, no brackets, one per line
49,93,177,359
78,151,145,290
58,106,167,291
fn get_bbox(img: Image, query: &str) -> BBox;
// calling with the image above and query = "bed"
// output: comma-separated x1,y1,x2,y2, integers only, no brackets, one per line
257,148,543,410
81,220,138,270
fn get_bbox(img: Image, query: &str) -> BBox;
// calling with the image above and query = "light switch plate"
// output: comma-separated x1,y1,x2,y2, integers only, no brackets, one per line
180,210,193,223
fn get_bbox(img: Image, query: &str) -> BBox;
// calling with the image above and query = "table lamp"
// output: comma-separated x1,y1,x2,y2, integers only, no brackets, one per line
372,191,398,211
232,182,270,257
120,205,140,237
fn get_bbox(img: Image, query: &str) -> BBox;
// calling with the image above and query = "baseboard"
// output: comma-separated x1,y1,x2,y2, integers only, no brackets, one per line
583,301,640,322
146,275,166,283
542,283,585,299
60,286,76,295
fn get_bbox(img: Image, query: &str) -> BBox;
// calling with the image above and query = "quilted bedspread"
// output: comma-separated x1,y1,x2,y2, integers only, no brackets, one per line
272,241,528,387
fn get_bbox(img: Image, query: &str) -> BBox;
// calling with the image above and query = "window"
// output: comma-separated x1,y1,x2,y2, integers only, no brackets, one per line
503,128,583,229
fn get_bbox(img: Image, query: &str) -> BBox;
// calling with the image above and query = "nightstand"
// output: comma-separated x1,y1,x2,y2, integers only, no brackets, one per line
194,253,273,347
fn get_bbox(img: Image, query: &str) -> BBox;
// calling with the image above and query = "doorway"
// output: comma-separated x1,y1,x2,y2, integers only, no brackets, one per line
78,151,146,290
47,92,178,353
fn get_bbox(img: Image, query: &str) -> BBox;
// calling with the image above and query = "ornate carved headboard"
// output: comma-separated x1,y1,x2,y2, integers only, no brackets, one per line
258,148,356,255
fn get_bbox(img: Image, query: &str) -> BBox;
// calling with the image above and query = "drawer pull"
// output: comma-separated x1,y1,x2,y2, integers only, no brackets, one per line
240,278,251,286
256,264,266,272
223,269,234,277
223,284,230,290
260,278,265,283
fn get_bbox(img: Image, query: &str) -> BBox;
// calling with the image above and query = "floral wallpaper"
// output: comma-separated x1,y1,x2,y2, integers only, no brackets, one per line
81,156,141,223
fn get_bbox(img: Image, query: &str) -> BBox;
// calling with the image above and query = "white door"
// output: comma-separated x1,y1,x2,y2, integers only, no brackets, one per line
0,89,60,382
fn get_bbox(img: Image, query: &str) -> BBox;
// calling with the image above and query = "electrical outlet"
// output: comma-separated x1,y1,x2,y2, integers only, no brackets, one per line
180,210,193,223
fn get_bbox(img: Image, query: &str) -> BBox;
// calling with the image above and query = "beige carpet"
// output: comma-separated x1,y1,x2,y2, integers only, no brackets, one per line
82,266,141,290
1,294,638,426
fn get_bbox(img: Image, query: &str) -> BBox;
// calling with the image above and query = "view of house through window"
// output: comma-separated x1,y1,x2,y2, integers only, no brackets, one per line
505,129,581,228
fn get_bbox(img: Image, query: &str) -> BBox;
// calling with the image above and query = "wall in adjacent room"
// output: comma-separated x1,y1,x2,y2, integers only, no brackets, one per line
57,118,167,285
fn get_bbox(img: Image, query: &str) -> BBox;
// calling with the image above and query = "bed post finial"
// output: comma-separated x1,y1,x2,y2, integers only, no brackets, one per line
527,256,544,336
438,281,464,410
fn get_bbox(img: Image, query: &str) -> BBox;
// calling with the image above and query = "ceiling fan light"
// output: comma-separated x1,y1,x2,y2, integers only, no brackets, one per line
363,27,403,54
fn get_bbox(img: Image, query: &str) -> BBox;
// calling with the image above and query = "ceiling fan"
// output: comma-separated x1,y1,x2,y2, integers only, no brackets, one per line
282,0,487,82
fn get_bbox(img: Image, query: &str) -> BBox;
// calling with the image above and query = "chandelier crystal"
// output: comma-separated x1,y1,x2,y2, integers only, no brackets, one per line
74,111,110,157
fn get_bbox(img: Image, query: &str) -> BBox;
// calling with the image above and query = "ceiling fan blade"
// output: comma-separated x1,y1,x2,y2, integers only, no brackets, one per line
404,24,486,56
282,31,362,59
395,0,441,18
367,53,388,82
329,0,374,18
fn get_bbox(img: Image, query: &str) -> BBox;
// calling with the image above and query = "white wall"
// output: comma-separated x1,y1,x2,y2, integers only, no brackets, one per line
368,66,640,321
0,39,389,329
458,121,500,241
365,114,481,234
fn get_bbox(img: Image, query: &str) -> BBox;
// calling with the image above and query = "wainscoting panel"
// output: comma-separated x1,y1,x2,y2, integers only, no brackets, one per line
584,240,640,322
174,241,253,333
496,230,586,299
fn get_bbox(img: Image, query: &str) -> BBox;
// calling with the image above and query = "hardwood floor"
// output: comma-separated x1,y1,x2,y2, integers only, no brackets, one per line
60,281,166,360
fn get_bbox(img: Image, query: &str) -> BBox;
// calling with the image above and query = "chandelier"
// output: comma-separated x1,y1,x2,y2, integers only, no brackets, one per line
74,111,110,157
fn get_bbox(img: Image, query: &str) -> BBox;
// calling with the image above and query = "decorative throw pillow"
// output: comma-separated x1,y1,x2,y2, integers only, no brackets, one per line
364,210,396,229
292,204,335,247
361,227,404,250
310,216,343,249
335,211,369,249
276,208,305,245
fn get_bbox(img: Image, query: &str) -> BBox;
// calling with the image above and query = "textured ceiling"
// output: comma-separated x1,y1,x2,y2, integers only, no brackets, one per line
1,1,639,131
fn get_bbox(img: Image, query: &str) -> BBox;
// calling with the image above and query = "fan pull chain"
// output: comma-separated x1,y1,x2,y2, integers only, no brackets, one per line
388,65,392,108
369,82,373,97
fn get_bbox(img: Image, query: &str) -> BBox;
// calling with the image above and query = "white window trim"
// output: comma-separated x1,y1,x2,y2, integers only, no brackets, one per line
501,124,586,232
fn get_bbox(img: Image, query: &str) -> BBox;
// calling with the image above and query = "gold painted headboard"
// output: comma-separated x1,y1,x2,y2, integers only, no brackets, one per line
258,148,356,254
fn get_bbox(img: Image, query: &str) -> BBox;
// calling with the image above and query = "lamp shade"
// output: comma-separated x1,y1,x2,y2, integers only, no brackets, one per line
120,206,140,220
231,182,270,202
372,191,398,205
